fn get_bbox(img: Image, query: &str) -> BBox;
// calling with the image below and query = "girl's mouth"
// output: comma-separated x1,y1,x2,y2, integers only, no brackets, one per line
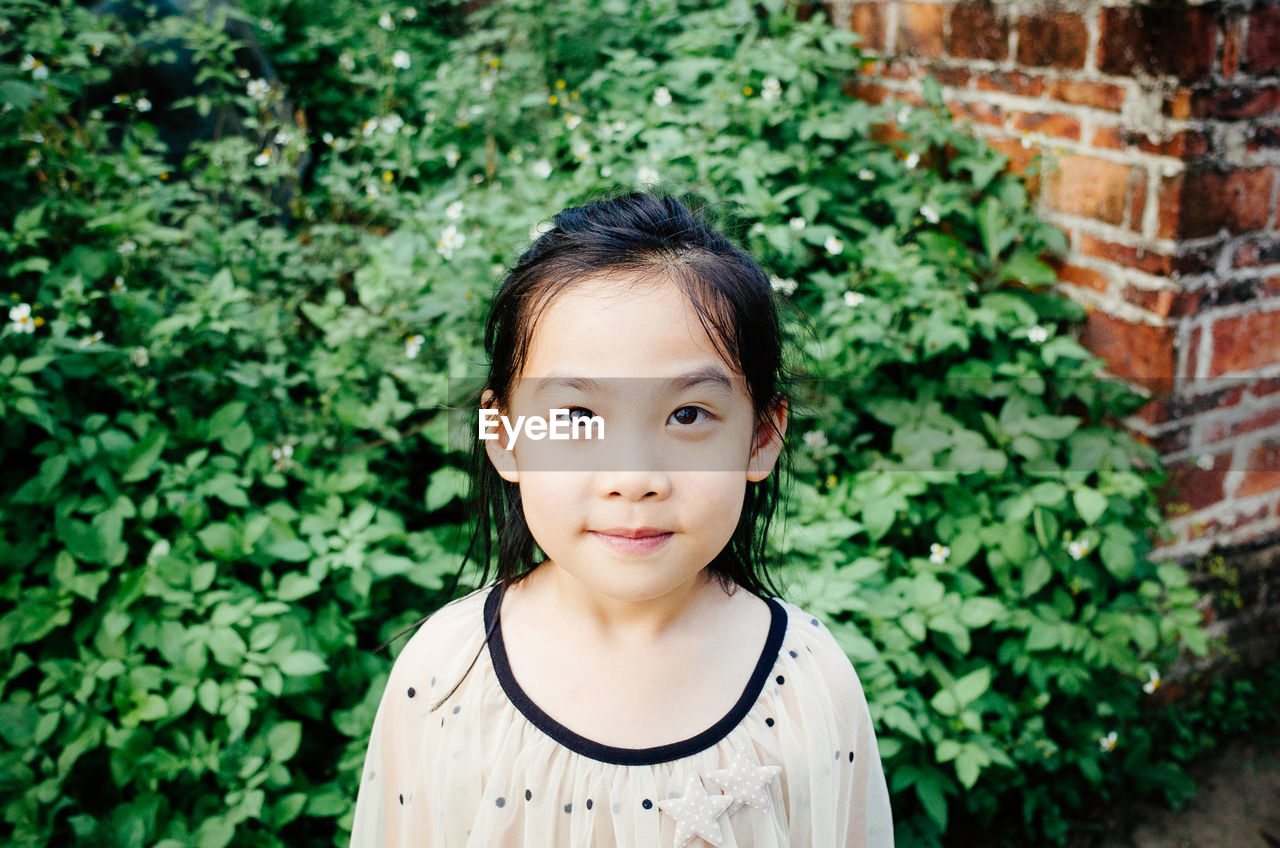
588,529,674,554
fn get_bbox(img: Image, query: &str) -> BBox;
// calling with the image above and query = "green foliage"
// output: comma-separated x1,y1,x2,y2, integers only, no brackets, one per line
0,0,1221,845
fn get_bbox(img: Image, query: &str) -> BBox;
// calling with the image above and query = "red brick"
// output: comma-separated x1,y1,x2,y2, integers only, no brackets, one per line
1159,168,1275,239
947,98,1005,127
1047,79,1126,111
1078,234,1176,276
1130,169,1147,231
1052,259,1109,293
898,3,947,57
1121,284,1182,319
1249,124,1280,152
1204,407,1280,443
973,71,1044,96
1045,155,1132,225
1091,128,1210,158
1234,240,1280,269
1184,325,1202,380
933,66,971,87
986,136,1041,195
1017,14,1089,69
1184,87,1280,120
846,79,890,104
1010,111,1081,140
850,3,888,52
1209,310,1280,377
948,2,1008,61
1222,16,1243,77
1245,6,1280,74
1099,6,1218,81
1081,310,1176,392
883,59,915,81
1164,89,1193,119
1238,438,1280,499
1161,454,1230,512
1253,377,1280,397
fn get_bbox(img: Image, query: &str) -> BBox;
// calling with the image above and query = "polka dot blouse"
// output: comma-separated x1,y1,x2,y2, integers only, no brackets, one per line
349,584,893,847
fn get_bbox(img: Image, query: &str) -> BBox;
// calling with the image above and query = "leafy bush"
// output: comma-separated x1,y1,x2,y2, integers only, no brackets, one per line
0,0,1213,846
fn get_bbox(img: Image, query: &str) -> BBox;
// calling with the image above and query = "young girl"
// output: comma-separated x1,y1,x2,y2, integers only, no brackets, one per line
350,193,893,847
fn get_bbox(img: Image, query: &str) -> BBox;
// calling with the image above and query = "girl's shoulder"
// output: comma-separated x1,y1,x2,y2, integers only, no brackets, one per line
389,584,493,680
768,595,871,702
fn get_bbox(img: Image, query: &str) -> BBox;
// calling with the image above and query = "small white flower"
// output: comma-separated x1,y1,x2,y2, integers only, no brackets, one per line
803,430,828,450
405,333,425,359
26,150,41,168
112,276,127,292
379,113,404,134
1142,669,1162,694
824,235,844,255
920,205,940,224
531,158,553,179
436,224,465,259
444,148,460,168
929,543,950,565
905,152,920,169
259,18,274,31
1098,731,1118,753
481,75,495,94
761,76,782,101
118,240,137,255
361,118,377,137
273,129,290,146
857,168,875,181
564,113,582,130
1196,454,1215,471
652,86,672,107
21,54,49,80
897,105,911,125
637,165,660,185
446,200,465,220
599,165,612,178
135,97,152,112
1067,538,1089,560
79,330,104,348
571,138,590,160
90,43,103,57
113,93,128,105
130,347,149,367
529,219,554,240
471,173,483,184
770,277,798,296
254,149,271,166
7,303,35,334
402,6,417,19
21,131,43,144
391,50,411,70
1027,325,1049,344
364,181,380,199
235,68,250,80
1021,132,1033,150
789,217,806,231
378,12,394,30
843,291,865,308
339,52,355,72
611,119,628,134
321,132,334,145
271,442,296,470
247,78,270,99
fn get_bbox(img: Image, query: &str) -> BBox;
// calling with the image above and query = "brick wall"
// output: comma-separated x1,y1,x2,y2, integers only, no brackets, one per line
830,0,1280,658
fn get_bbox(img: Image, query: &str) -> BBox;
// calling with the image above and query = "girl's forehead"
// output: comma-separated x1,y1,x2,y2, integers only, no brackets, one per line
519,273,741,380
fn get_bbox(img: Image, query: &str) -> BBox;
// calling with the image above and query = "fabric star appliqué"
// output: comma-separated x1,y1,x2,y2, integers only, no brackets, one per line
706,752,782,814
658,773,734,848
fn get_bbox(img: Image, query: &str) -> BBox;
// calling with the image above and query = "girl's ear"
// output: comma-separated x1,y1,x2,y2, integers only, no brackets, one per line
481,389,520,483
747,397,788,482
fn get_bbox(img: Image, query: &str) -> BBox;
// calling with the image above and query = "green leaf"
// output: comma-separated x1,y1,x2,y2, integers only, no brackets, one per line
121,429,168,483
268,721,303,762
279,651,327,677
425,466,470,511
1072,487,1108,525
208,402,248,440
276,573,321,601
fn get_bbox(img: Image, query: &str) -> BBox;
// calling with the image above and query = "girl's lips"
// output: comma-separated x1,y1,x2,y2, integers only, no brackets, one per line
589,530,674,554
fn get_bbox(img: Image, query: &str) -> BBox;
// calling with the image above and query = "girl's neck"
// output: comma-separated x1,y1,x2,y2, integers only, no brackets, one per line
521,561,728,644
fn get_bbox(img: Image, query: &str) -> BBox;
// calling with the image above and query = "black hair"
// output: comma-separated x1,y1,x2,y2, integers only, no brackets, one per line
466,190,789,597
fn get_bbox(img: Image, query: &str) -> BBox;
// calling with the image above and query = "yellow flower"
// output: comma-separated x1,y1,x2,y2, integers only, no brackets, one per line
743,85,754,96
161,172,170,181
382,171,394,183
33,316,45,327
489,58,500,68
570,91,579,101
548,94,558,105
826,475,837,488
555,79,566,89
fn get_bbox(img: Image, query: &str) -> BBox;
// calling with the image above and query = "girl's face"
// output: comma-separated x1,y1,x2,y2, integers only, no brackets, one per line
484,272,786,605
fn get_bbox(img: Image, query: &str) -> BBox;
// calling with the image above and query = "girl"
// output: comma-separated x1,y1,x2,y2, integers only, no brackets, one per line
350,192,893,847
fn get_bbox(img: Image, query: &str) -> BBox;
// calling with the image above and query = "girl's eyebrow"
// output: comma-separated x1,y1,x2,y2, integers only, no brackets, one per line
530,366,735,397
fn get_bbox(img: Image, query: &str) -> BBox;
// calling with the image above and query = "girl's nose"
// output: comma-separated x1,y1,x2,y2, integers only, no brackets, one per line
599,467,672,500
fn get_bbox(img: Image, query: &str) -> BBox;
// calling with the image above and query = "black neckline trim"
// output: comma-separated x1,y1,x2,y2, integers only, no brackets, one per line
483,583,788,766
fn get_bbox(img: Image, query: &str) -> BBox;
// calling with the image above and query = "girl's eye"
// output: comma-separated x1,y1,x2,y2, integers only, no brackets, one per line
566,406,596,422
669,406,713,426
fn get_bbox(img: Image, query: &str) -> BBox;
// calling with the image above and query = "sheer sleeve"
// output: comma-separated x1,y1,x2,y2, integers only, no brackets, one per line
775,605,894,848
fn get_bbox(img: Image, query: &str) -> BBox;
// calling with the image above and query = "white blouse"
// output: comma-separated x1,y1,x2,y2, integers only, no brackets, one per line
350,583,894,847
